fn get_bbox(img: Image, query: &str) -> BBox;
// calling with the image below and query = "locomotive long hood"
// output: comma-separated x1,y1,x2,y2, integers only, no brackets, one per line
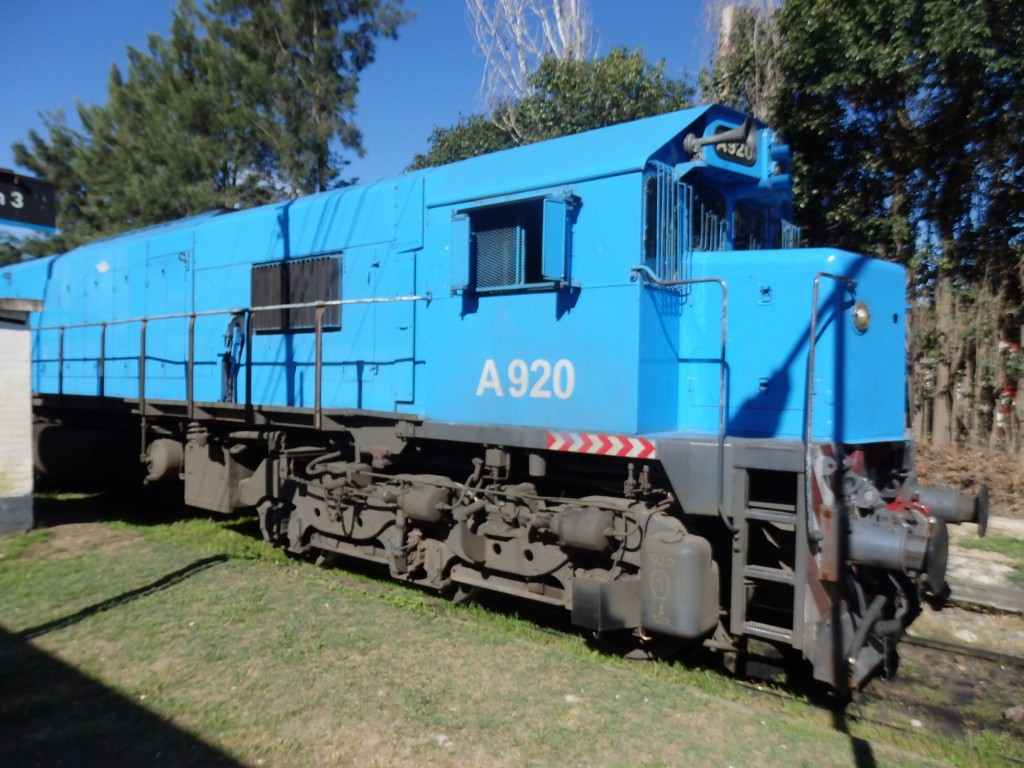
426,105,752,207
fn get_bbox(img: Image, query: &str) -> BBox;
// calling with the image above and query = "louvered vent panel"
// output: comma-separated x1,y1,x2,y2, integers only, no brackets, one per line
251,255,340,333
475,226,521,290
251,263,285,331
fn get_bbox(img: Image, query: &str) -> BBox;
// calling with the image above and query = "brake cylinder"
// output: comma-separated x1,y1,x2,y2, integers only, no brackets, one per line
144,438,184,484
399,476,451,522
533,506,614,551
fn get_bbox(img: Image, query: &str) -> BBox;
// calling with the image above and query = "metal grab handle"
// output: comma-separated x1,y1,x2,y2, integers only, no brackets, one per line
99,323,107,397
140,319,147,456
631,265,732,532
314,306,325,431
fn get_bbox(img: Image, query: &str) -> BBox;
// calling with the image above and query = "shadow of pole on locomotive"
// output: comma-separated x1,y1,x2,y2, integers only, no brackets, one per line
825,264,877,768
0,625,242,767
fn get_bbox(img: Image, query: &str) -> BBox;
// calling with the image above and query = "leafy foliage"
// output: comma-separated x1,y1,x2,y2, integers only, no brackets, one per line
0,232,25,266
412,47,693,169
408,114,516,170
697,1,781,121
466,0,598,120
773,0,1024,448
514,47,694,142
9,0,409,256
206,0,409,195
775,0,1024,266
11,111,92,255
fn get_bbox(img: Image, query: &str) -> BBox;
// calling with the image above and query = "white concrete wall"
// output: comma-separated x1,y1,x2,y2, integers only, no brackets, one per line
0,322,34,534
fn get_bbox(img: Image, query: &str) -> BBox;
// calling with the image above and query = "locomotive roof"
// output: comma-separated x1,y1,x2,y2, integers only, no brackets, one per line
421,104,738,206
57,209,228,251
43,104,748,260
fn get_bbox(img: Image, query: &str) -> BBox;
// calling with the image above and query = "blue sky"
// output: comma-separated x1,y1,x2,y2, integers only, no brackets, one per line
0,0,712,189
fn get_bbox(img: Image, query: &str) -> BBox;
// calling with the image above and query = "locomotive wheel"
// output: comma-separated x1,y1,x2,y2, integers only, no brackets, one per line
315,552,342,569
257,502,289,548
623,635,689,662
445,584,482,606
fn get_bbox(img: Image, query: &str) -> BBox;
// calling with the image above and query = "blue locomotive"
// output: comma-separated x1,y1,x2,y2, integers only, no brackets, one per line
0,105,986,691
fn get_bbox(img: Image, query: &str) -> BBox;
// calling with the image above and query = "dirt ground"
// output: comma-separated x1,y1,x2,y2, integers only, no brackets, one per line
15,523,141,561
916,444,1023,518
855,635,1024,744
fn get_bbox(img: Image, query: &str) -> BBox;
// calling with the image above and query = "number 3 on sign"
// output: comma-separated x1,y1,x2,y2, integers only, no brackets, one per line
476,358,575,400
0,190,25,209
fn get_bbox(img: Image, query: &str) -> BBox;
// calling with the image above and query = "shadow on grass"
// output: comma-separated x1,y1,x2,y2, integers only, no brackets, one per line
832,707,877,768
0,625,242,766
22,487,881,768
34,484,223,529
19,555,228,641
33,485,266,547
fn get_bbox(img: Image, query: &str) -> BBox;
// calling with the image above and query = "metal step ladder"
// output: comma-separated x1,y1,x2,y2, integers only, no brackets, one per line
731,484,807,648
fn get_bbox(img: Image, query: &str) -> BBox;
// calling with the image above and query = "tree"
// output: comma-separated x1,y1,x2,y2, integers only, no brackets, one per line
74,3,275,237
411,47,694,169
515,47,694,142
466,0,598,141
10,0,409,254
408,114,515,170
206,0,410,195
13,1,274,251
775,0,925,262
0,233,24,266
698,1,782,121
11,110,91,254
774,0,1024,451
415,2,690,170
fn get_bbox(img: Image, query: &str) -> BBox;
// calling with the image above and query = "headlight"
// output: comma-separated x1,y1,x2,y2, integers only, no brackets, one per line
853,301,871,332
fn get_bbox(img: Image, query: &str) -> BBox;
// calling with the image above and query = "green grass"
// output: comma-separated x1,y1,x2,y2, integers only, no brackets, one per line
958,534,1024,587
0,528,53,561
1,499,1019,767
959,534,1024,560
109,516,290,564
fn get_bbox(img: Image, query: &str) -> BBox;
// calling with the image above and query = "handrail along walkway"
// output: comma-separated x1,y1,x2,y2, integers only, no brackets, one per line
31,294,429,452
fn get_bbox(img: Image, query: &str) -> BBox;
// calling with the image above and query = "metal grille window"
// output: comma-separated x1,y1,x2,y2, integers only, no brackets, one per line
643,163,684,280
690,183,726,253
779,220,801,249
644,165,729,281
251,254,341,333
450,195,575,293
736,206,802,251
472,201,543,290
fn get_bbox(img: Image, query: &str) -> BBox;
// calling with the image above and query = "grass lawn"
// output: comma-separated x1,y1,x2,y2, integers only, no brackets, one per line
0,494,1014,767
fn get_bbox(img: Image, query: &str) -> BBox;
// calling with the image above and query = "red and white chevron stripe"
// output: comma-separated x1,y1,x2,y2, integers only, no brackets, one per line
546,431,657,459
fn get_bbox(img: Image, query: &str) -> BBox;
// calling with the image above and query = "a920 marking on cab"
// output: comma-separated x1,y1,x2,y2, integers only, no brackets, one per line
476,358,575,399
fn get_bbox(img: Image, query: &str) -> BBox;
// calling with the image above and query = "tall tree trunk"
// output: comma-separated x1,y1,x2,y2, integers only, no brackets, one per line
932,270,955,445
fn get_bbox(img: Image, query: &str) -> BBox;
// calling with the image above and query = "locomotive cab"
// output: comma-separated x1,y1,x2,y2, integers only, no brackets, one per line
633,110,984,689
